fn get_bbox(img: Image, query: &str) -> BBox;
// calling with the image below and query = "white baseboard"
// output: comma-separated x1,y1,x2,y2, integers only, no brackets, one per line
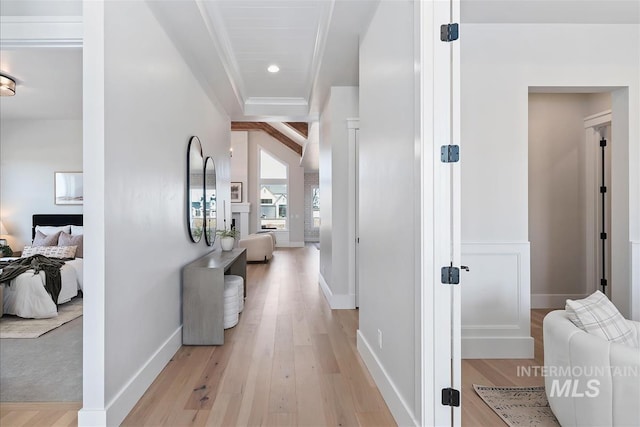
274,241,304,248
318,273,355,309
77,409,107,426
631,241,640,321
79,326,182,426
462,336,534,359
531,293,587,309
357,330,418,427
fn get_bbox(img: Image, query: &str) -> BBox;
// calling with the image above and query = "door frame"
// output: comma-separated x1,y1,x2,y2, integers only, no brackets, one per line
417,0,461,425
584,110,612,297
347,118,359,308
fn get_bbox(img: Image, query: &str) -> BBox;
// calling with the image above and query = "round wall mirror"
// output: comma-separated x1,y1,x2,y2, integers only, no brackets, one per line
204,156,217,246
187,136,205,243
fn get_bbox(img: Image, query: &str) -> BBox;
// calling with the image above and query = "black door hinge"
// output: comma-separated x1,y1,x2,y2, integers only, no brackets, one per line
600,186,607,193
441,266,460,284
440,23,459,42
600,232,607,240
441,145,460,163
442,388,460,407
600,139,607,147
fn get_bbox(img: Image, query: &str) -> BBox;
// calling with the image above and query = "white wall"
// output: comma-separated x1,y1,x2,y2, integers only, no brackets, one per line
358,1,418,424
81,1,230,425
230,131,248,203
247,131,304,246
318,86,358,305
319,95,333,295
461,23,640,356
0,120,83,250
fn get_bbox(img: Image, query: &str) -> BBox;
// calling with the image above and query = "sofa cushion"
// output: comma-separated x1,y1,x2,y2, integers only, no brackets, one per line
565,290,637,347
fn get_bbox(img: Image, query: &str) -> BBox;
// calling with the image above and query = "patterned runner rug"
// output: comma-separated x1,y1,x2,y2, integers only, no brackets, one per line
473,384,560,427
0,298,83,338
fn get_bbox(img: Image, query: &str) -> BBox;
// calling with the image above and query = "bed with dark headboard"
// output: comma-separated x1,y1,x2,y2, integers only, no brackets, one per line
32,214,83,240
1,213,85,319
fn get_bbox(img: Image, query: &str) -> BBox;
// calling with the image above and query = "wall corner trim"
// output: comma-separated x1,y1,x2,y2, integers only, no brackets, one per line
77,409,107,427
318,273,355,309
91,326,182,426
357,331,418,427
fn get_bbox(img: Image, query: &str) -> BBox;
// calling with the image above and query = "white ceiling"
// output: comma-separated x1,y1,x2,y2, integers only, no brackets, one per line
0,0,637,124
203,0,331,100
0,48,82,120
148,0,378,120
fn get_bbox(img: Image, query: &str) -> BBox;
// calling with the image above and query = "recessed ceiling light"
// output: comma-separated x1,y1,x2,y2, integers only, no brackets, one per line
267,64,280,73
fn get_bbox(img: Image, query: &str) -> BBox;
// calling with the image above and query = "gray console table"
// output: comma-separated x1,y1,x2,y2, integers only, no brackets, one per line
182,248,247,345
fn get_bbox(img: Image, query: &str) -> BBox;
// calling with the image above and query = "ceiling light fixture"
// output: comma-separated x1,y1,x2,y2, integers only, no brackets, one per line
267,64,280,73
0,74,16,96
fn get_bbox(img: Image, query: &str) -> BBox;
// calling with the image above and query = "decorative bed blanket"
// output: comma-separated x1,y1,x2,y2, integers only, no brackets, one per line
0,255,67,305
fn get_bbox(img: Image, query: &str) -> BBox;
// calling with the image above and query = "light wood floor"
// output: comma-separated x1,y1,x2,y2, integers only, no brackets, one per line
461,309,554,426
121,246,395,426
1,245,556,427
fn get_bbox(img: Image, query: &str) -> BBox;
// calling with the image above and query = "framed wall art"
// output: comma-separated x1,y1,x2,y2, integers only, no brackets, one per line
55,172,83,205
230,182,242,203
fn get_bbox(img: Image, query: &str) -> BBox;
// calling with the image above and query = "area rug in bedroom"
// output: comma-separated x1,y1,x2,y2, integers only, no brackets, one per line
473,384,560,427
0,298,83,338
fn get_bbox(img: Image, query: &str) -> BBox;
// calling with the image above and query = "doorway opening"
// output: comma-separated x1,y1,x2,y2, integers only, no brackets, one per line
528,91,613,309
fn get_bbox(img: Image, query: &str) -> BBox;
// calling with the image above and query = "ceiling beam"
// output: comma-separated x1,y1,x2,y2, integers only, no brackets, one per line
231,122,303,156
284,122,309,139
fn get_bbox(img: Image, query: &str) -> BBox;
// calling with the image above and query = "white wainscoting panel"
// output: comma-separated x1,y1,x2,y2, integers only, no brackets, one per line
461,242,534,358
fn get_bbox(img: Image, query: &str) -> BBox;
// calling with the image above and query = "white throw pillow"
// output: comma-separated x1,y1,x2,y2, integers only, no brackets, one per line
22,245,77,259
35,225,71,235
566,290,637,347
70,225,83,235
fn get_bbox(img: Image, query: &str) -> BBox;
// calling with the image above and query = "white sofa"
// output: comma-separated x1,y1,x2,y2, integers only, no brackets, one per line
238,232,275,262
543,310,640,426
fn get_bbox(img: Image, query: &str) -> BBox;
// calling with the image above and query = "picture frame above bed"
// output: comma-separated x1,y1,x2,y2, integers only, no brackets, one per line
55,172,83,205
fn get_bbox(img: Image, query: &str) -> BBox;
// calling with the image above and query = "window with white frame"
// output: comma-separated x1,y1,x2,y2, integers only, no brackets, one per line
259,149,288,230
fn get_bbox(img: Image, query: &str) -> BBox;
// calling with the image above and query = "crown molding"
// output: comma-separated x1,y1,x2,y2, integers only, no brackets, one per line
194,0,246,107
244,97,309,117
0,16,82,48
305,0,335,109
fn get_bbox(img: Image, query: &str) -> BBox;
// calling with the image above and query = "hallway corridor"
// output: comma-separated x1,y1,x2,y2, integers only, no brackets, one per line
123,246,396,426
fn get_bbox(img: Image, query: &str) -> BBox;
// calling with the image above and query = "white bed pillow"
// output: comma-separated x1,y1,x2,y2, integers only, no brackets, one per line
35,225,71,235
22,245,77,259
70,225,83,235
566,290,637,347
